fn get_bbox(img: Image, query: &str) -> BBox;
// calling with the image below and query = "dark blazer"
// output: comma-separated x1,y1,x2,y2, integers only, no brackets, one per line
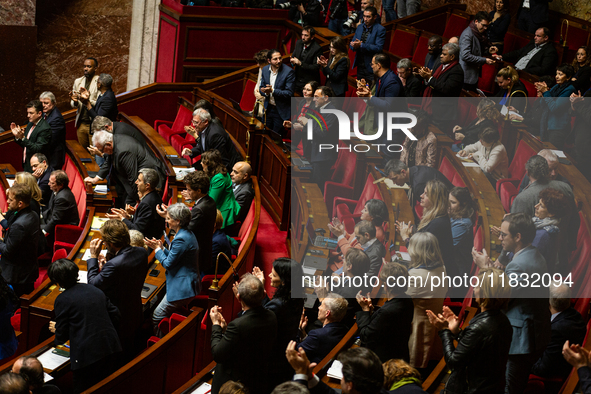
0,207,39,285
44,108,66,170
260,63,295,121
520,0,551,24
111,134,166,205
503,41,558,77
298,322,349,363
409,166,454,208
459,26,488,85
573,65,591,93
97,121,149,180
440,309,512,394
292,39,323,90
42,187,80,237
578,366,591,394
189,121,241,173
404,74,425,105
211,306,277,394
365,239,387,277
210,229,233,275
308,102,339,164
88,89,118,122
425,50,442,71
233,180,255,223
531,307,587,379
419,216,457,280
87,245,149,340
54,283,121,371
188,195,217,274
295,379,390,394
16,118,52,173
424,62,464,121
37,166,54,206
322,57,349,97
350,22,387,73
368,69,408,146
122,190,165,240
493,80,528,114
488,11,511,43
459,118,496,147
356,296,414,362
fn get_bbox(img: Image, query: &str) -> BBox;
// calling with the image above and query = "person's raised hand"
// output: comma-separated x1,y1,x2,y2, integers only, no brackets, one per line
426,309,447,330
286,341,316,378
356,291,373,312
87,145,102,157
563,340,591,369
49,321,56,333
441,305,460,334
299,308,308,332
472,247,492,269
79,87,90,102
283,120,292,129
210,305,226,327
181,148,192,157
89,238,103,259
156,203,168,218
252,266,265,285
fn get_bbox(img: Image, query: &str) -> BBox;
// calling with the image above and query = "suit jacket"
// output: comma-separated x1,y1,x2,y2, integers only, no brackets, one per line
299,322,349,363
87,245,149,340
260,63,295,121
233,179,255,223
404,74,425,105
425,51,442,71
189,121,241,172
503,41,558,77
350,22,387,72
295,379,390,394
155,228,200,302
42,187,80,237
0,207,39,285
111,134,166,205
97,121,149,180
531,307,587,379
578,366,591,394
210,229,232,275
308,102,339,164
54,283,121,370
322,57,349,97
211,306,278,394
15,119,52,173
37,167,54,206
505,245,551,355
122,190,165,240
356,296,414,362
44,108,66,170
210,173,240,229
365,239,387,277
419,216,457,281
88,89,118,122
519,0,551,24
71,75,99,127
292,39,323,90
424,62,464,121
459,26,488,85
188,195,217,274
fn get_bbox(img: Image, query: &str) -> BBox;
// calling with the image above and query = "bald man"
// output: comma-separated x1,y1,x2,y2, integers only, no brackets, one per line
230,161,255,223
12,356,61,394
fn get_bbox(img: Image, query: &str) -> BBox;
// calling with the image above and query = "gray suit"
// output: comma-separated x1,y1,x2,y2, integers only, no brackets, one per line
511,179,574,218
459,26,487,85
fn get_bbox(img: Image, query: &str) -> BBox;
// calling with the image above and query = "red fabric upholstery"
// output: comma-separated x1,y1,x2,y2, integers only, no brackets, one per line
503,31,530,55
388,27,418,58
170,313,187,331
568,212,591,299
155,104,193,143
0,185,6,212
574,298,591,323
414,201,423,219
324,147,358,210
52,248,68,262
238,219,254,254
334,174,380,234
412,35,429,66
439,157,455,181
478,63,498,96
496,140,536,194
171,133,196,156
342,96,367,119
10,309,21,332
442,12,469,39
147,336,160,347
499,181,518,212
54,224,84,255
457,98,478,128
451,172,465,187
237,201,256,241
240,80,257,112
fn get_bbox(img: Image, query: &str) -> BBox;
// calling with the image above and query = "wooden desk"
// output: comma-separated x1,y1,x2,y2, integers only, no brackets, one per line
315,27,341,38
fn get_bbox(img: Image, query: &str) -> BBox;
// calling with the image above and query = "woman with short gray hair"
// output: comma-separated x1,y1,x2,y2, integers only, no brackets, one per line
144,203,200,330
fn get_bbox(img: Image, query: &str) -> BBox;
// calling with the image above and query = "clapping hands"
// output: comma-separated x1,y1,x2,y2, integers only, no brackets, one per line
426,305,460,334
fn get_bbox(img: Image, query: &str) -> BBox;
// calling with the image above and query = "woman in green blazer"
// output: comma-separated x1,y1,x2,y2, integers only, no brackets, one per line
202,149,240,229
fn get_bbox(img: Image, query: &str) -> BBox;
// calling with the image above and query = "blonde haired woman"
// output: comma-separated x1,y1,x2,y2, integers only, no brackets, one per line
15,172,44,216
406,232,448,369
494,65,527,114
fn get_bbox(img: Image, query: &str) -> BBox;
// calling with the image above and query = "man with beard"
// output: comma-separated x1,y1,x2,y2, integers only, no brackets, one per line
11,100,52,173
290,26,322,95
459,11,496,91
350,7,386,84
70,57,100,149
424,35,442,71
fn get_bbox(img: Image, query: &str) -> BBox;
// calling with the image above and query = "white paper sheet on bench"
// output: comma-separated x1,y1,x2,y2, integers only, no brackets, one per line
37,348,69,371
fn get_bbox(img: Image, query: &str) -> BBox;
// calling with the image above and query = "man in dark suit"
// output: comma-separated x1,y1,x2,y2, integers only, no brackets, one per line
10,100,52,173
87,219,149,358
517,0,551,33
0,184,39,296
496,27,558,77
288,345,388,394
86,130,166,206
473,213,551,394
39,92,66,170
181,108,241,172
291,26,323,95
210,274,277,394
230,161,255,223
298,294,349,363
106,168,165,240
260,49,295,137
11,355,62,394
80,73,118,122
350,7,386,83
419,42,464,135
30,153,53,206
352,221,386,277
385,159,454,208
532,283,587,380
397,58,424,105
42,170,80,247
425,35,442,70
48,258,121,393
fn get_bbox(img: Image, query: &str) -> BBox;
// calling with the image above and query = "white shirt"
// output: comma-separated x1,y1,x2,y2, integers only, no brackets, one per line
269,67,279,106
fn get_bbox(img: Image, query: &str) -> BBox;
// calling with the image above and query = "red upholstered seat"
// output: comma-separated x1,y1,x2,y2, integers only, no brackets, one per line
574,298,591,323
457,98,478,128
171,133,195,156
239,80,257,112
10,309,21,332
499,182,518,212
170,313,187,331
333,174,380,234
439,157,455,181
324,146,358,211
478,63,498,96
442,12,470,39
154,104,193,143
568,212,591,299
412,35,429,66
451,172,465,187
389,26,419,58
0,185,6,212
414,201,423,219
496,140,536,195
503,31,530,55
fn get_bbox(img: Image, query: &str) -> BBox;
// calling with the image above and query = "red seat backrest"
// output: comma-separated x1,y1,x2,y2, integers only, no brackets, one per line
238,201,256,240
0,185,6,212
412,35,429,66
331,147,357,185
568,212,591,299
478,63,498,95
52,248,68,262
389,27,418,58
64,156,77,185
240,80,257,112
171,105,193,133
451,172,465,187
354,174,380,214
238,219,254,254
473,225,483,251
508,140,536,179
442,13,470,39
457,98,477,128
439,156,455,182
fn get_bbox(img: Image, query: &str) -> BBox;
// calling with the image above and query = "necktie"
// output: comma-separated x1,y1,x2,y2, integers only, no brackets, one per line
23,124,35,162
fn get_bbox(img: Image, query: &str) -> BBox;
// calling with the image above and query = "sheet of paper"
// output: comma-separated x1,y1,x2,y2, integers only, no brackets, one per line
81,249,106,261
304,293,318,309
91,216,108,230
44,372,53,383
190,382,211,394
383,178,409,189
327,360,344,380
77,270,88,284
37,348,70,370
94,185,108,194
7,179,15,187
302,267,316,276
173,167,195,181
551,149,566,158
462,162,480,167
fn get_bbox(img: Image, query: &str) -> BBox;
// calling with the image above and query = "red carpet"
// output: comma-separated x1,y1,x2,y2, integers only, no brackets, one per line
255,207,289,294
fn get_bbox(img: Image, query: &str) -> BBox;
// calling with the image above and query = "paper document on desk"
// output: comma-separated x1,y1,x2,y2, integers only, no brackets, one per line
174,167,195,181
7,179,15,187
327,360,344,380
77,270,88,284
551,150,566,158
500,105,520,118
94,185,108,194
37,348,69,370
380,177,409,189
462,162,480,167
190,382,211,394
91,216,108,230
304,293,318,309
44,372,54,383
302,267,316,276
81,249,106,262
